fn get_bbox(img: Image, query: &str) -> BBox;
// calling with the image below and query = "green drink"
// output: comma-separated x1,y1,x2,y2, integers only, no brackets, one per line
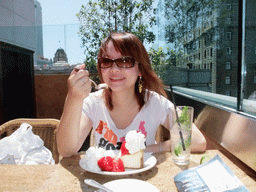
170,106,193,165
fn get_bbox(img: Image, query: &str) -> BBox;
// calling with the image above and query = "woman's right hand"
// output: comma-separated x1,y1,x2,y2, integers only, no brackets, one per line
57,63,93,157
67,64,92,99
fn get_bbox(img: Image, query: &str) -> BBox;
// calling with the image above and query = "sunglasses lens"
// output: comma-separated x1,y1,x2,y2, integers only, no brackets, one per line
117,57,135,68
100,58,112,68
99,57,135,68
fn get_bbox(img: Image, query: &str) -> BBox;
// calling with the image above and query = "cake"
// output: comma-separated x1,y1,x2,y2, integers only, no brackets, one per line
83,130,146,172
84,146,125,172
120,130,146,169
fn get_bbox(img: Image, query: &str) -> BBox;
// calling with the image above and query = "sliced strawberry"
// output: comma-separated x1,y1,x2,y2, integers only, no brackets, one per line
112,158,125,172
120,141,130,156
98,156,113,171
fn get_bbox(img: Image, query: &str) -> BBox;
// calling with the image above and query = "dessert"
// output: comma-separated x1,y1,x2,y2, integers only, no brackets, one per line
84,146,105,172
83,130,146,172
98,156,125,172
84,146,124,172
120,130,146,169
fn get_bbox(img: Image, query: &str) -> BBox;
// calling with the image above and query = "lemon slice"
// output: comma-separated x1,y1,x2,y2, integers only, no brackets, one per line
200,155,211,164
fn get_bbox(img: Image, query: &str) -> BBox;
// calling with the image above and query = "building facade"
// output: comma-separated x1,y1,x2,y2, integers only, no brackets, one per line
34,0,44,65
53,48,68,63
174,0,255,98
0,0,37,52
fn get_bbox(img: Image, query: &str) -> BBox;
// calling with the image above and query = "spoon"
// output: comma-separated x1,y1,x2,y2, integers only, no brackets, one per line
74,67,107,90
84,179,113,192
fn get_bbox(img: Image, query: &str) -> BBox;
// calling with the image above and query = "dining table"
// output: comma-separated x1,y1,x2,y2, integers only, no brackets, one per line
0,147,256,192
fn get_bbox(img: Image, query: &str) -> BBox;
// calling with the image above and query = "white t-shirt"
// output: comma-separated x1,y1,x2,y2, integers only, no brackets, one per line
82,90,174,150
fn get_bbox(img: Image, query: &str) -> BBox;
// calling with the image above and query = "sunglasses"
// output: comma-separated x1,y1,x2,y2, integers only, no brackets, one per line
99,56,136,68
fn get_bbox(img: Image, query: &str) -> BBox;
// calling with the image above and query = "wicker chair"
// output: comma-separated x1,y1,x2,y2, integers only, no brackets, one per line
0,118,60,164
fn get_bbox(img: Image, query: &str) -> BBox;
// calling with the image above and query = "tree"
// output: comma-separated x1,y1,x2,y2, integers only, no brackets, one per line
76,0,156,61
149,47,180,84
148,47,166,74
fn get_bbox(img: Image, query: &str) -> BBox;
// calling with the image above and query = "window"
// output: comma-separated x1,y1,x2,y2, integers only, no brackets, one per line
227,17,232,24
154,1,255,119
226,47,232,55
225,90,231,96
227,4,232,11
215,31,220,41
208,34,212,42
226,76,231,84
226,32,232,40
217,43,220,50
226,62,231,70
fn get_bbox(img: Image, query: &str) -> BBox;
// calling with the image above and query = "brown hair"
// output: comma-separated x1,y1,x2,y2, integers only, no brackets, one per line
97,32,167,110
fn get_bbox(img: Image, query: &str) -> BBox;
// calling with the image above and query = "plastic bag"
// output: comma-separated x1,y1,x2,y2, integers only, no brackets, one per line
0,123,55,165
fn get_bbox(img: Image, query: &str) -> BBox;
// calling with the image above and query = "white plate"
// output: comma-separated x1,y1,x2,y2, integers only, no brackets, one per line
79,153,157,176
103,179,159,192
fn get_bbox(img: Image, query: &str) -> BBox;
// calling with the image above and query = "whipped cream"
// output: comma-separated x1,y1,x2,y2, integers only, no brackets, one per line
84,147,104,171
83,147,120,171
125,130,146,154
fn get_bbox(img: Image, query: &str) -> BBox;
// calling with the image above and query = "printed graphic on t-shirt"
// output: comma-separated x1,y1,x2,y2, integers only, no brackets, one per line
95,120,147,150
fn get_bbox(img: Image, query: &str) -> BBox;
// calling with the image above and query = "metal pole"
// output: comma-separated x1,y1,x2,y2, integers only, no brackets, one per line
237,0,246,111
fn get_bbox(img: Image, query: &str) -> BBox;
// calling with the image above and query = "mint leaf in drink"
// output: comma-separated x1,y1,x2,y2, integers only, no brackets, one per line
177,106,191,130
185,135,191,147
173,135,191,157
174,144,182,157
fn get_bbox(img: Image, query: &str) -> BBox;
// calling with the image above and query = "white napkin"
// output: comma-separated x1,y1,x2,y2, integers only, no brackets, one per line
0,123,55,165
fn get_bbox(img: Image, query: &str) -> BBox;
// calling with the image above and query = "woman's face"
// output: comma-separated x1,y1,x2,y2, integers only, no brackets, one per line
101,41,141,93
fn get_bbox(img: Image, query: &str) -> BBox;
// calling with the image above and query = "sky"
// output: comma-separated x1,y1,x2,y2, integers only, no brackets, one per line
37,0,88,64
37,0,86,25
36,0,165,64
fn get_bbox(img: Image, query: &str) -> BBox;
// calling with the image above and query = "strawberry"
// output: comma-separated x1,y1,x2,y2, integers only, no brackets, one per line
112,158,125,172
98,156,113,171
120,141,130,156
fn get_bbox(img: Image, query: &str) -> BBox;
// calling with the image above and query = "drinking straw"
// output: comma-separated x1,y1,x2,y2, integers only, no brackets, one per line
170,84,186,151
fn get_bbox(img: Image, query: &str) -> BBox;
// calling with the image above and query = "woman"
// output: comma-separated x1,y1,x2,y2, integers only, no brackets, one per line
57,32,206,157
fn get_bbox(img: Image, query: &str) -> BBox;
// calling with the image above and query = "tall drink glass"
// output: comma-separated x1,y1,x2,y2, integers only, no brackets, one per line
170,106,194,165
